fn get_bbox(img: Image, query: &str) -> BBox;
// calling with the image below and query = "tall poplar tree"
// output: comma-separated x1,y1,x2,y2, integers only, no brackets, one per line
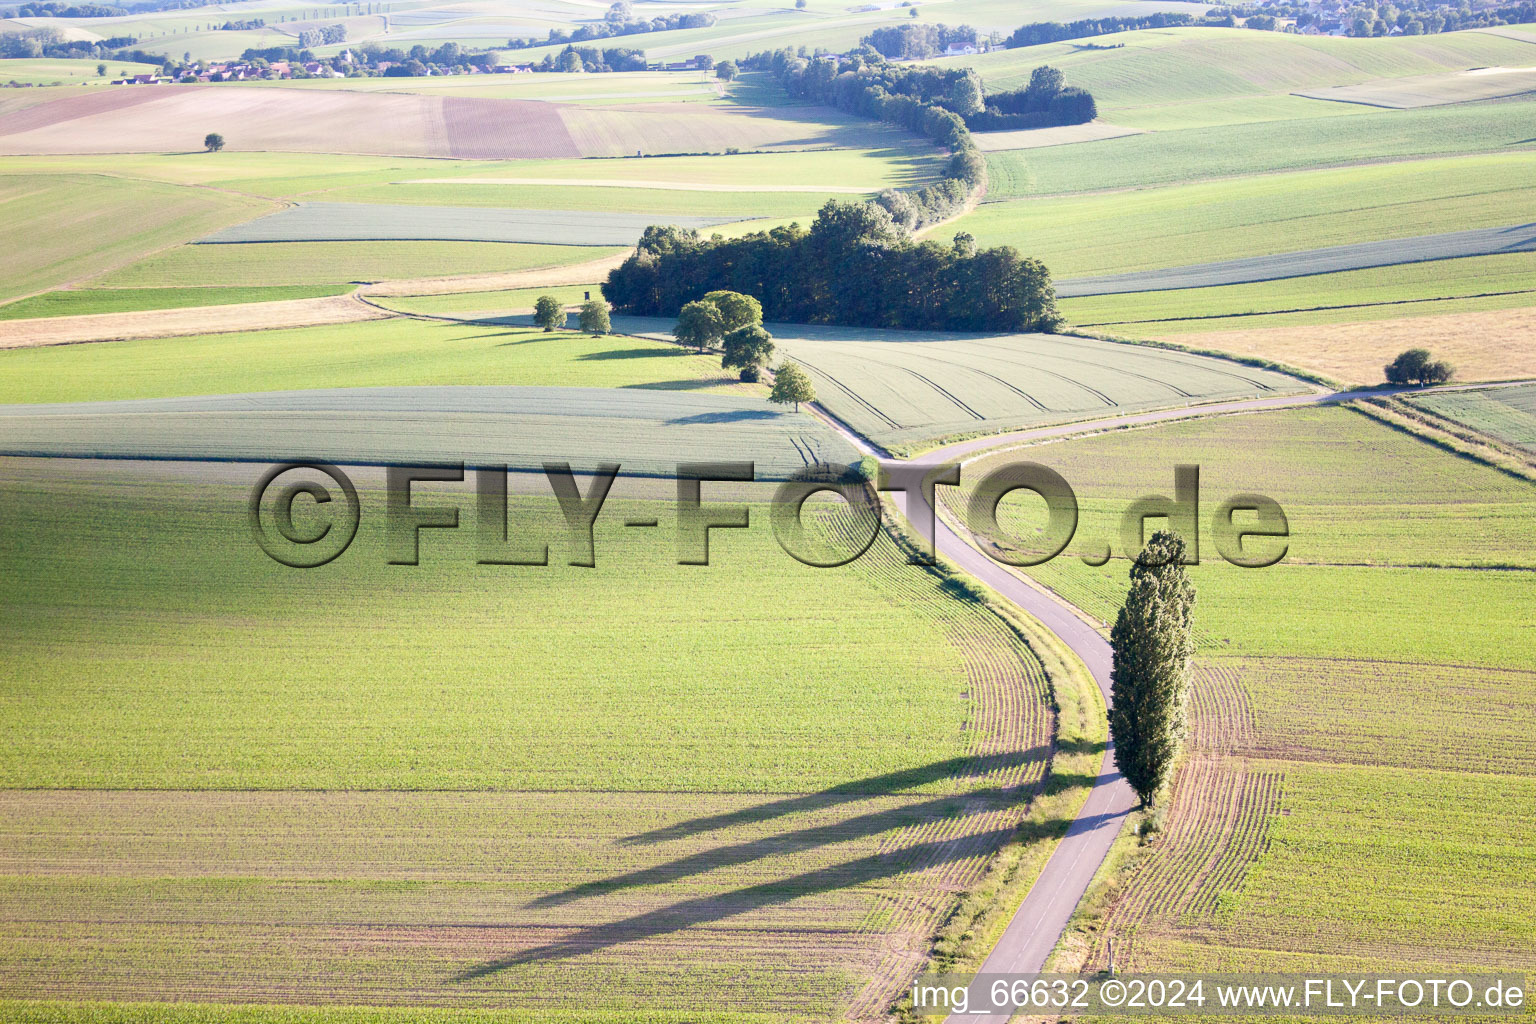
1109,530,1196,807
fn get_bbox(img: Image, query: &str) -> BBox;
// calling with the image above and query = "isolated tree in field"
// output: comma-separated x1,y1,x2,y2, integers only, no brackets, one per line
95,62,106,76
674,299,726,351
795,0,806,8
769,360,816,411
534,294,567,331
1384,348,1453,387
715,59,737,81
701,289,762,332
578,298,611,336
1109,530,1196,809
722,324,774,382
203,132,225,152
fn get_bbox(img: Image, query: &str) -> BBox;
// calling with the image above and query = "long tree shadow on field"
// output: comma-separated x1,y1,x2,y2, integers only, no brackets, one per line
623,749,1043,846
528,751,1048,910
454,822,1020,980
451,749,1062,982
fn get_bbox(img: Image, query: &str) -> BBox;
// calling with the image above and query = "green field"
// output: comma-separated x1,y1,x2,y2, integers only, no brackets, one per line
90,240,618,289
0,319,735,403
1408,383,1536,453
0,173,270,303
984,95,1536,198
941,403,1536,974
954,153,1536,277
1057,252,1536,333
957,26,1536,124
0,58,160,84
0,458,1054,1015
0,284,352,320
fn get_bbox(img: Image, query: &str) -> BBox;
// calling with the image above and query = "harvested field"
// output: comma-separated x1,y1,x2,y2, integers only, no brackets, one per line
0,285,352,321
653,319,1307,451
0,386,857,478
1155,304,1536,386
1408,381,1536,452
0,293,387,350
554,101,921,157
1295,66,1536,108
0,86,580,159
971,120,1145,152
363,250,628,297
0,85,926,160
200,203,736,247
1056,221,1536,296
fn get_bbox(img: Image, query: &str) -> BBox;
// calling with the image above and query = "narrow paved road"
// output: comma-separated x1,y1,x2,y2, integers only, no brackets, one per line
812,375,1536,1023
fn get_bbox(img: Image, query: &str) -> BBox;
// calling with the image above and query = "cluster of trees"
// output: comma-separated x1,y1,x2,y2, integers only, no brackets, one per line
5,1,123,16
296,23,345,47
968,64,1096,131
862,22,977,60
603,206,1062,334
738,47,988,226
1384,348,1453,386
0,25,135,59
672,291,777,381
533,295,612,336
508,2,715,48
537,44,648,73
1005,11,1199,47
218,18,265,30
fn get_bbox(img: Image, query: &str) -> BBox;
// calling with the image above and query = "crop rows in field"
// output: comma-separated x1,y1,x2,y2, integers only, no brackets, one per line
0,458,1058,1015
1408,383,1536,453
757,323,1303,449
1227,656,1536,776
201,203,737,247
1081,754,1284,970
944,397,1536,977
